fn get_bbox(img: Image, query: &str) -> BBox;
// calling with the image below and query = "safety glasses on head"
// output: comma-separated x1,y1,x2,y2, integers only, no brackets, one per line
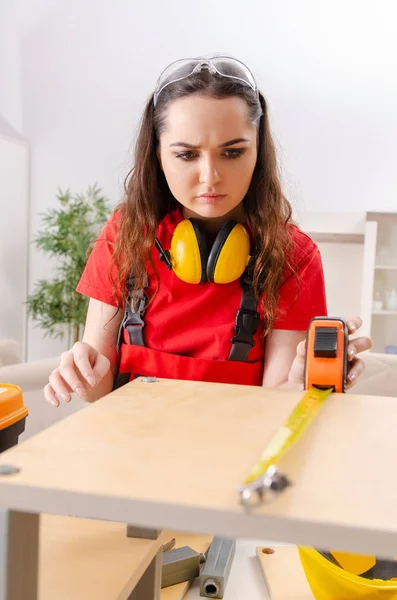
153,55,259,107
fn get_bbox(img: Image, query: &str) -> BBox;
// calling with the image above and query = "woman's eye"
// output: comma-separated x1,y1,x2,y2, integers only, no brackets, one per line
175,151,197,161
223,148,245,159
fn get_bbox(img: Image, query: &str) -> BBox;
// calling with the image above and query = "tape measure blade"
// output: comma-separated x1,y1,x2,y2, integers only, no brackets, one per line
243,386,333,485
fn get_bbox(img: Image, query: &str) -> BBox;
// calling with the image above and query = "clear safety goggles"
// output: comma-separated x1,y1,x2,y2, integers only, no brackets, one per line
153,55,258,106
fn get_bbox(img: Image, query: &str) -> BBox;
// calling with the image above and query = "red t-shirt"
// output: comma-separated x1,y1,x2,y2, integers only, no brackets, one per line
76,209,327,361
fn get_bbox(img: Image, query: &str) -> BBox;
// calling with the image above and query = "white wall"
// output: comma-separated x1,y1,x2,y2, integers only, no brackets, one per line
0,0,63,131
318,242,364,318
0,6,23,132
0,0,65,359
0,135,29,356
298,212,366,322
2,0,397,359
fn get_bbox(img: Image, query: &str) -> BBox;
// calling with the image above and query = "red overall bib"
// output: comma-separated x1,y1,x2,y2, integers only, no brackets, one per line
117,210,265,387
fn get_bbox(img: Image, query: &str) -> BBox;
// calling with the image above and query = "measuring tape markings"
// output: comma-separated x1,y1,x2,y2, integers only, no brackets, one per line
242,385,333,486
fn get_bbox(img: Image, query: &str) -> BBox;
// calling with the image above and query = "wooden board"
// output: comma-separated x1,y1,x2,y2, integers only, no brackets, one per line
161,532,212,600
256,546,314,599
1,378,397,556
39,514,165,600
39,515,210,600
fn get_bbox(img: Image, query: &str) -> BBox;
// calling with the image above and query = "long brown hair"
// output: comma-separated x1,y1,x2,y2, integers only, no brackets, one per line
111,71,295,336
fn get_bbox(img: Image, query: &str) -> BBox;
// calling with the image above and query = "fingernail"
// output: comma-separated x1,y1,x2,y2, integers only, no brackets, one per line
349,322,356,331
348,347,355,358
85,376,95,387
50,399,59,407
348,372,357,382
60,393,70,402
75,386,86,398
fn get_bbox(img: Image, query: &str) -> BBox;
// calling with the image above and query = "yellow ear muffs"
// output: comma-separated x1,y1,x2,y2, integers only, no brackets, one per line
169,219,208,284
168,219,251,285
207,221,251,284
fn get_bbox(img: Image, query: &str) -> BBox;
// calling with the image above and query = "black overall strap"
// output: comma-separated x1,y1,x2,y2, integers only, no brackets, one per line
227,275,260,362
115,273,149,350
113,275,148,390
120,288,147,347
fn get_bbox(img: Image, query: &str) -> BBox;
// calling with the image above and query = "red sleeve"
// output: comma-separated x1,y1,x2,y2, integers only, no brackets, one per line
76,211,123,307
272,226,327,331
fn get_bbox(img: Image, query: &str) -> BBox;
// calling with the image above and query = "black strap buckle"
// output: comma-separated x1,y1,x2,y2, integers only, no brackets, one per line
117,292,147,352
123,312,145,329
230,309,260,347
129,293,146,319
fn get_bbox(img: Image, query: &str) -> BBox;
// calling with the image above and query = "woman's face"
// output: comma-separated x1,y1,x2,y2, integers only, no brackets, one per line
158,95,258,226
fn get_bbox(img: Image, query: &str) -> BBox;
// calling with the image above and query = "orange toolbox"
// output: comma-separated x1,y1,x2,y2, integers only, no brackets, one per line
0,383,28,453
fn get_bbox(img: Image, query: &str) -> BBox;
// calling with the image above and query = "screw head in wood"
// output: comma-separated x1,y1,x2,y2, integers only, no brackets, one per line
0,465,20,475
141,377,158,383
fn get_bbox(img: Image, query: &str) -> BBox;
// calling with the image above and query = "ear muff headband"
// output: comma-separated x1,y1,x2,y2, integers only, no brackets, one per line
206,221,236,283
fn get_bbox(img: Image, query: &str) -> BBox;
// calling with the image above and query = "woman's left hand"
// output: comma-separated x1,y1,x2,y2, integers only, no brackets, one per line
288,316,373,389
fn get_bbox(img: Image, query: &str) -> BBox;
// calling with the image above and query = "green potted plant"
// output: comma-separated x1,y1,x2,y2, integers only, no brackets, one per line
26,184,112,346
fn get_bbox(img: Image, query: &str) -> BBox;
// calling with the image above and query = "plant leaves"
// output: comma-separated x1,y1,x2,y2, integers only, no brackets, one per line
26,184,112,341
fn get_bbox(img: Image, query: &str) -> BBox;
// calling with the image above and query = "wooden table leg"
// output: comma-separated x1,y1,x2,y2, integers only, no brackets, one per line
0,508,40,600
129,546,162,600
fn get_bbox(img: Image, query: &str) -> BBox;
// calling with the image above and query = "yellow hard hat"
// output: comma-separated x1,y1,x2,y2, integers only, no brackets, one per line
298,547,397,600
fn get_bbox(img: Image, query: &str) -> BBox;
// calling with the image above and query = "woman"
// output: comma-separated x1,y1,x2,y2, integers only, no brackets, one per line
44,55,371,407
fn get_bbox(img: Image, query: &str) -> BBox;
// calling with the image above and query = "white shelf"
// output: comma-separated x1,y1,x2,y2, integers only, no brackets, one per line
372,310,397,316
375,265,397,270
309,232,364,244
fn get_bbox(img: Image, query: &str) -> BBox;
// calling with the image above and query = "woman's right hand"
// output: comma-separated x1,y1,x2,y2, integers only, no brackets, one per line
44,341,111,407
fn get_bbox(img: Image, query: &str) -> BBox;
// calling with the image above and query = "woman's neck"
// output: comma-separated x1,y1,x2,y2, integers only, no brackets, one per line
181,203,246,233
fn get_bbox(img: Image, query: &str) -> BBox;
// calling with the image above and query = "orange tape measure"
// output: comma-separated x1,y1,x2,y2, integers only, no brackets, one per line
239,317,348,507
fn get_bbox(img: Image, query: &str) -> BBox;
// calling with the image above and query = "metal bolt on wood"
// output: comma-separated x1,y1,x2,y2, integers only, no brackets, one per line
0,465,20,476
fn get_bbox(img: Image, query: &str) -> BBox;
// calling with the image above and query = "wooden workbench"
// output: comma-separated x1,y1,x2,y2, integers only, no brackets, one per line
0,377,396,598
